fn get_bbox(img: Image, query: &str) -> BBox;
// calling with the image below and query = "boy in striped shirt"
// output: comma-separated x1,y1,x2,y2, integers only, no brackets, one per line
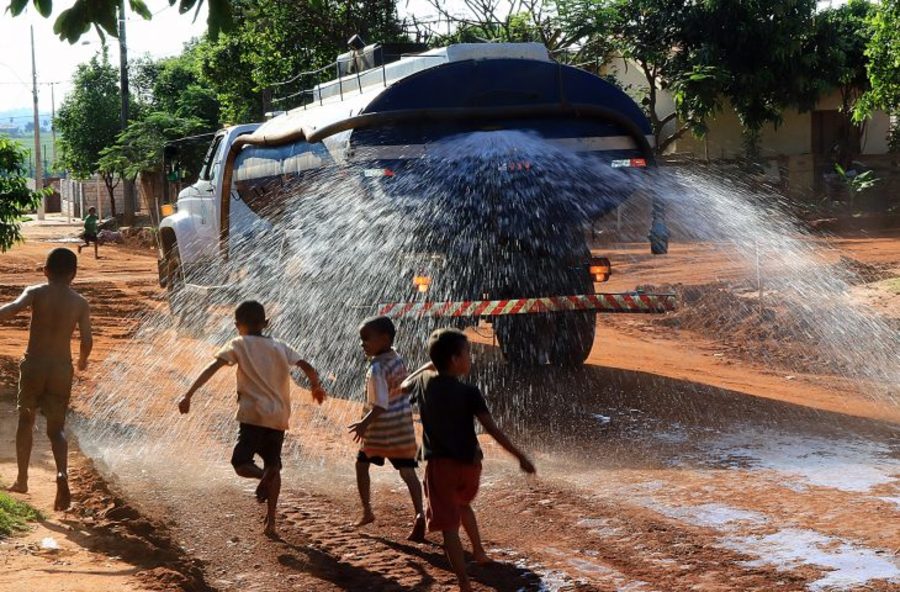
348,316,426,541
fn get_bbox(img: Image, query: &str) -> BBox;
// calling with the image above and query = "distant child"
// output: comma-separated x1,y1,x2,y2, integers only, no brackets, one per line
77,206,99,259
178,300,326,537
347,316,425,542
0,248,92,511
402,329,535,592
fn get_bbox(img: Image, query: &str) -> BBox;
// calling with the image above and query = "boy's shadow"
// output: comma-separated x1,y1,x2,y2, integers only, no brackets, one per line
360,534,552,592
275,536,433,592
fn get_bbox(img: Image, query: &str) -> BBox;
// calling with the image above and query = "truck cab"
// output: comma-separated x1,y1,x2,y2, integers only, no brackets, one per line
158,123,260,289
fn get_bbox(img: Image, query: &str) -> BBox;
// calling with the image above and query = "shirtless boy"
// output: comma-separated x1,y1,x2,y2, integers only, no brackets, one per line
0,248,92,511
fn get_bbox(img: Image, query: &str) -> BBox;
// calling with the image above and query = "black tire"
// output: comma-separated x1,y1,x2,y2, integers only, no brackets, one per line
495,311,596,366
495,239,597,366
548,311,596,366
162,244,205,334
163,243,190,321
495,315,547,366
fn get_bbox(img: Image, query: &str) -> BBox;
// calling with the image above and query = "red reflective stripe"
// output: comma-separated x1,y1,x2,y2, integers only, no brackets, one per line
488,299,509,316
472,300,492,316
604,294,620,310
622,293,639,311
376,293,675,317
508,299,527,314
453,301,473,317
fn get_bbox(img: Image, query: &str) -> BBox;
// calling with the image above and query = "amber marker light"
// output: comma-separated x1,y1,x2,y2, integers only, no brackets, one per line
413,276,432,293
589,257,612,282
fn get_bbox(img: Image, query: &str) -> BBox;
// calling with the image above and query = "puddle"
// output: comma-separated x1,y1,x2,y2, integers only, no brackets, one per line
640,501,767,528
722,528,900,591
704,429,900,493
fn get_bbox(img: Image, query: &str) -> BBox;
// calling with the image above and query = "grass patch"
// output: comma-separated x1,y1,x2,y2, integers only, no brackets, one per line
18,216,32,223
0,491,43,537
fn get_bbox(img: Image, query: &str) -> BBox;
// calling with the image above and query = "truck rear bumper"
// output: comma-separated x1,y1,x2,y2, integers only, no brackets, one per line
378,293,676,319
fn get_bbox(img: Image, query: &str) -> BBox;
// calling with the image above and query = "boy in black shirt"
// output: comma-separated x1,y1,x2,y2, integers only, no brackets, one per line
403,329,535,592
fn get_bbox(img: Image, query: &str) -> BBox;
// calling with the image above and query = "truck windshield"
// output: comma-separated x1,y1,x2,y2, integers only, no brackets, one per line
232,141,333,216
199,134,223,181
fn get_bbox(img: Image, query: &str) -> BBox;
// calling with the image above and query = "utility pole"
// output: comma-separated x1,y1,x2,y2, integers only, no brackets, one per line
30,26,45,221
119,0,135,226
50,82,57,167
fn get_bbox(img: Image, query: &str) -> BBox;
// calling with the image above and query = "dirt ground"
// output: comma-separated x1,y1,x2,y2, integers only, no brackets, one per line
0,215,898,592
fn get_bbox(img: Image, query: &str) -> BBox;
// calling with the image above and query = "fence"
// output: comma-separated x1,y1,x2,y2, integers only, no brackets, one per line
59,176,132,219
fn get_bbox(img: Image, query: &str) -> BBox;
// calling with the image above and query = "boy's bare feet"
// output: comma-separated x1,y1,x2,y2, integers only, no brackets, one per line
263,516,277,538
354,507,375,527
407,514,426,542
7,480,27,493
54,473,71,511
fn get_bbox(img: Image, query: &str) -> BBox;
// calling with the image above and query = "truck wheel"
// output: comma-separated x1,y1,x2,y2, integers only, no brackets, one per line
495,312,596,367
495,316,548,366
548,311,596,366
163,244,189,320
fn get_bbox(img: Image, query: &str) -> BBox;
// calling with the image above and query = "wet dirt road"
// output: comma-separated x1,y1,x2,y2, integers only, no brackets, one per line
1,219,898,591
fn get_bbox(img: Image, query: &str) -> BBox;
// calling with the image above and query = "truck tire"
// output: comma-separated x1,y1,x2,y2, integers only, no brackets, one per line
163,243,189,320
495,316,547,365
548,311,596,366
495,311,596,366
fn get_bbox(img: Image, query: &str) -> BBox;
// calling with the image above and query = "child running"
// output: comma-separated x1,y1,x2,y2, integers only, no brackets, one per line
77,206,99,259
402,329,535,592
0,248,92,511
347,316,425,541
178,300,326,537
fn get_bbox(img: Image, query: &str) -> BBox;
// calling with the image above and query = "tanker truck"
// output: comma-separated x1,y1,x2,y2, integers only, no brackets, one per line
158,42,674,367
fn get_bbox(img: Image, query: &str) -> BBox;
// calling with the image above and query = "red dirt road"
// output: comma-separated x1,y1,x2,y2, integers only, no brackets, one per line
1,217,898,591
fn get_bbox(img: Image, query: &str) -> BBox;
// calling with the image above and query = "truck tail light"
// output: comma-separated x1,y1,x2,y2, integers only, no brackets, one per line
589,257,611,282
413,275,432,293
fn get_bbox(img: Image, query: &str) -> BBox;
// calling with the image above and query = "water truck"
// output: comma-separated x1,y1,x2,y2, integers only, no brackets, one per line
158,42,674,367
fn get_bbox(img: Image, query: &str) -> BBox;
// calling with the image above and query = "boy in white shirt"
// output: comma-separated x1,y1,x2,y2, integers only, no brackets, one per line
178,300,326,537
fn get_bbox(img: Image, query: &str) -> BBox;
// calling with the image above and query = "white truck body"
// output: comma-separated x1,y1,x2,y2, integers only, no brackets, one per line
158,123,260,272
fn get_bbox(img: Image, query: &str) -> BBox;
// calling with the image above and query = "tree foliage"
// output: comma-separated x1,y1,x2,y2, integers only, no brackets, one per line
197,0,407,122
132,46,220,130
55,53,121,178
0,138,43,252
98,112,205,181
7,0,232,43
856,0,900,150
54,52,122,215
809,0,873,115
558,0,819,154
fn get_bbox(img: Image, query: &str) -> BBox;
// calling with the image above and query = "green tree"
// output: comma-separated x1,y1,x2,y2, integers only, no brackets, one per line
803,0,875,165
0,138,43,252
558,0,821,155
855,0,900,151
7,0,232,43
133,47,220,129
98,112,205,221
54,52,122,216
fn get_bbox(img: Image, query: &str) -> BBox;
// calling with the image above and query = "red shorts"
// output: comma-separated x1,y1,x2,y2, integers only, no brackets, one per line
424,458,482,532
